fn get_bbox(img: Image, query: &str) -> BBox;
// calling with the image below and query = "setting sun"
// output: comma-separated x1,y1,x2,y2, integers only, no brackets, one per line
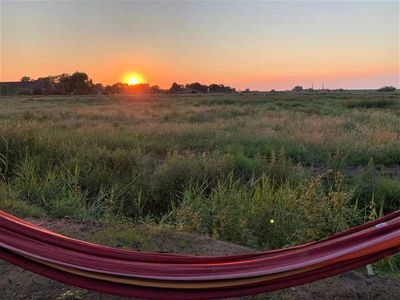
122,72,145,85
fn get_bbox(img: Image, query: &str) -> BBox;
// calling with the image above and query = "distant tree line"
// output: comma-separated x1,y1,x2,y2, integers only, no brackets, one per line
13,72,101,95
2,73,396,95
291,85,397,92
36,72,99,95
169,82,235,93
10,73,236,95
104,83,160,94
377,86,396,92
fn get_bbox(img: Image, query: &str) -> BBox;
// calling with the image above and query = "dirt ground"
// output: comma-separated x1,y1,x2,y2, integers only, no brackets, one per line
1,218,399,300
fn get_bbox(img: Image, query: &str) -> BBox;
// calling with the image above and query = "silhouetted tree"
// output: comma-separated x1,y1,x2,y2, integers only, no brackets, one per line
292,86,303,92
186,82,208,93
58,73,72,94
169,82,184,93
37,76,58,94
208,84,235,93
20,76,32,82
104,82,126,94
150,85,160,93
36,72,97,95
127,83,151,93
70,72,91,94
92,83,103,94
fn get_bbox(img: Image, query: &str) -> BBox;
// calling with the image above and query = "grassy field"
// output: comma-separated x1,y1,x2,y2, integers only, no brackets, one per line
0,91,399,263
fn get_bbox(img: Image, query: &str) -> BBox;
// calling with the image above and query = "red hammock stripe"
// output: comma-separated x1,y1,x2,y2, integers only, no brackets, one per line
1,217,399,280
2,209,399,262
1,227,399,281
1,210,400,299
1,247,398,300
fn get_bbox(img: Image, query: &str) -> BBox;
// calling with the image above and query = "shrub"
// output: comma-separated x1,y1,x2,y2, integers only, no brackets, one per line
377,86,396,92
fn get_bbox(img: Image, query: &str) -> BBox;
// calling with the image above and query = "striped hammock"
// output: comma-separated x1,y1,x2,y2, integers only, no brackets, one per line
1,210,399,299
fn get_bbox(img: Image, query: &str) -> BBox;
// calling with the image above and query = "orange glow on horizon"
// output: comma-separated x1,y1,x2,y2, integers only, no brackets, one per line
122,72,145,85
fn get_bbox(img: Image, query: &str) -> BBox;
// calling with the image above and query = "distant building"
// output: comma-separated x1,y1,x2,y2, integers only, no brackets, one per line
0,81,46,95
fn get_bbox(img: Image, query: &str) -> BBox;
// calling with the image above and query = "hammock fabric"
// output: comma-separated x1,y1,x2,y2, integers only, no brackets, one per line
1,210,399,300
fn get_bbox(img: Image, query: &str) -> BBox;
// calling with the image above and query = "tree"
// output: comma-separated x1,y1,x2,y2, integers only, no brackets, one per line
58,73,72,94
92,83,104,94
169,82,184,93
292,86,303,92
36,72,96,95
150,85,160,93
105,82,126,94
208,84,235,93
185,82,208,93
127,83,151,93
20,76,32,82
37,76,58,94
70,72,91,94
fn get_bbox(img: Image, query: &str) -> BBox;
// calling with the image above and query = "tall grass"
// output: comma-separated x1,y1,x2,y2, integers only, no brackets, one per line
0,92,398,268
169,172,361,249
343,98,398,109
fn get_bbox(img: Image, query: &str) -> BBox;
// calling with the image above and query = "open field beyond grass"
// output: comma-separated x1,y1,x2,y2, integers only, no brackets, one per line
0,91,399,268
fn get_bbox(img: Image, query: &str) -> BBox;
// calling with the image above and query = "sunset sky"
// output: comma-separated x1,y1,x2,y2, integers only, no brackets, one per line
1,1,399,90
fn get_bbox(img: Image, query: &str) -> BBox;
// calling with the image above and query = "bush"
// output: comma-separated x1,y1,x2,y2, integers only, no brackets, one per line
377,86,396,92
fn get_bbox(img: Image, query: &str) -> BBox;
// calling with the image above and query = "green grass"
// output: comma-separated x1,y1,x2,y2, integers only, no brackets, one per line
0,91,399,270
169,171,361,248
343,96,399,109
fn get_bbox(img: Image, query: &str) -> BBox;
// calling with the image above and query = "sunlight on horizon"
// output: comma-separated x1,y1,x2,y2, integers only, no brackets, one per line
122,72,146,85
